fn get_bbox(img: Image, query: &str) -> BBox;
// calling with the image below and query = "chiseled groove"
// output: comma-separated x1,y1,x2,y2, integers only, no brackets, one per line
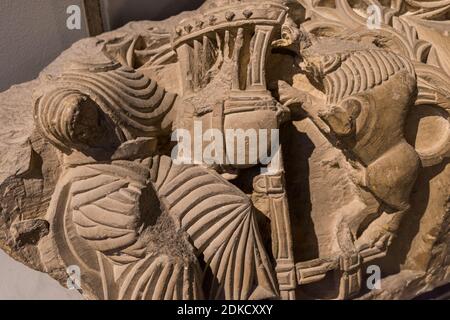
225,228,239,300
60,80,164,133
118,256,156,299
160,164,192,194
323,55,339,74
337,69,348,103
371,50,389,82
351,53,366,93
149,155,161,184
160,166,208,195
118,187,141,202
241,225,255,299
359,52,375,90
330,72,340,104
212,233,236,299
74,226,137,252
253,216,277,292
98,71,154,95
106,191,136,206
398,54,415,75
45,90,73,146
154,157,173,190
64,78,168,131
169,183,240,218
108,70,154,90
341,62,355,97
323,77,332,104
86,232,137,251
72,210,97,228
97,73,160,103
368,51,382,85
161,263,182,300
108,253,140,264
114,67,143,77
71,180,128,208
55,91,73,143
195,205,248,255
152,262,173,300
323,49,416,104
389,52,404,71
84,163,148,185
62,73,157,106
182,201,242,232
219,216,247,300
132,258,163,300
234,212,251,299
203,241,226,297
69,170,103,183
191,208,245,249
186,202,244,239
71,174,119,196
77,204,137,229
378,50,396,76
41,90,60,142
74,219,135,239
326,73,339,104
62,73,164,116
62,100,77,143
166,180,229,217
120,240,146,258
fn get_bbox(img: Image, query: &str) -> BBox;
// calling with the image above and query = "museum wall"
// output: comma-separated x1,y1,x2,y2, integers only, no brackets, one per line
0,0,206,93
0,0,88,92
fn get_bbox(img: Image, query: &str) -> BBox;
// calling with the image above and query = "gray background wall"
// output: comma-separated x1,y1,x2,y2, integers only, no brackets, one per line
0,0,205,92
0,0,204,299
101,0,204,30
0,250,82,299
0,0,89,92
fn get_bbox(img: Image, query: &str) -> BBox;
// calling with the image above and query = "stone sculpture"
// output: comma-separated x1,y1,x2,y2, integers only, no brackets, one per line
0,0,449,300
277,30,421,297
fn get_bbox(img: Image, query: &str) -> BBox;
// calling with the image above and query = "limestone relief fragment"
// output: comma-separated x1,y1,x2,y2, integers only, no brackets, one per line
0,0,449,300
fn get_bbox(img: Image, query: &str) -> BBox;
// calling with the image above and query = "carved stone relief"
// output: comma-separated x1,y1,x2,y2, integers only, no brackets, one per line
0,0,449,300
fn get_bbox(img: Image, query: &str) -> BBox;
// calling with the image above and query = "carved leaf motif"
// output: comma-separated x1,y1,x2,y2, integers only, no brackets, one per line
404,0,450,19
392,17,432,62
302,0,449,65
70,166,145,261
301,0,365,33
151,156,279,300
43,156,278,300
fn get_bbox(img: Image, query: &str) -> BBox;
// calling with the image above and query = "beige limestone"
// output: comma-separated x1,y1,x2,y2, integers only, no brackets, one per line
0,0,449,300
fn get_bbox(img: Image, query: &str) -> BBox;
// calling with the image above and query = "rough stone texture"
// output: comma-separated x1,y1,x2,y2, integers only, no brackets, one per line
0,0,449,300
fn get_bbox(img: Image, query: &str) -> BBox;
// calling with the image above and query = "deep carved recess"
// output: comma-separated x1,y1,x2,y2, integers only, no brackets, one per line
0,0,449,300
